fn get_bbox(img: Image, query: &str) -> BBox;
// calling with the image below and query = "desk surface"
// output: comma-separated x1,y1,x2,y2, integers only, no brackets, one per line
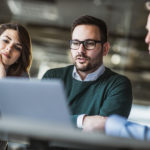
0,117,150,150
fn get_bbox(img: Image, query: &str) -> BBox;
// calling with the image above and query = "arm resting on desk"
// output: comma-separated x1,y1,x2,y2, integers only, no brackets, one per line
105,115,150,141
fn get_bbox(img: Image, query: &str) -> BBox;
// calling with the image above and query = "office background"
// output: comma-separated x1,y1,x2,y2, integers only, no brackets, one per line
0,0,150,128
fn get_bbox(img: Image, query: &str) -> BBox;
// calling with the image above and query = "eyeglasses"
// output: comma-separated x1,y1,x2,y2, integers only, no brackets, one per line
70,40,103,50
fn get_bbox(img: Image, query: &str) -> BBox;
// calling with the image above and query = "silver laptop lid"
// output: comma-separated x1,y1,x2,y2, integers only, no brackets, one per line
0,78,72,128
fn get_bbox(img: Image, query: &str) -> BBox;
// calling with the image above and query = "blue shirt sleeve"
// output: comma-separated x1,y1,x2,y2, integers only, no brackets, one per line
105,115,150,141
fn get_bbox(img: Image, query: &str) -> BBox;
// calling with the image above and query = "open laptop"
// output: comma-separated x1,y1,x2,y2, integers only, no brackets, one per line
0,78,73,141
0,79,150,150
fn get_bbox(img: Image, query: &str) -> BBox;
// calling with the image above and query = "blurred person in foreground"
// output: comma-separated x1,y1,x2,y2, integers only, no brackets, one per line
42,15,132,129
83,1,150,141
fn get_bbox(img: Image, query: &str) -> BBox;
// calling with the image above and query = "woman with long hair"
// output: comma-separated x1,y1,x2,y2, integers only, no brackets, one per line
0,23,32,78
0,23,32,149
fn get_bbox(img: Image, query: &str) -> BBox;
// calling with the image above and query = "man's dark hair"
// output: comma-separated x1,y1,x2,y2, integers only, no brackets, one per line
71,15,108,43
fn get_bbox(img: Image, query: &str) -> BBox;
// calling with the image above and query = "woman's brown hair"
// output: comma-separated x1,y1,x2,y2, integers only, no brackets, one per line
0,23,32,77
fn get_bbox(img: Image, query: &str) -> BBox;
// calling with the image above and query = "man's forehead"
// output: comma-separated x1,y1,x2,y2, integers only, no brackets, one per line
148,13,150,20
146,1,150,11
146,14,150,29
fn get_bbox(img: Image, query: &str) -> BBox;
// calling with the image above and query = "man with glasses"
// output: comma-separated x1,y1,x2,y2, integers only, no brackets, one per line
82,2,150,141
42,15,132,130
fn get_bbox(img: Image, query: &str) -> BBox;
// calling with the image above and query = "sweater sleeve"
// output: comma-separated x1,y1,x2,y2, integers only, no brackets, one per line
105,115,150,141
71,115,78,127
100,76,132,118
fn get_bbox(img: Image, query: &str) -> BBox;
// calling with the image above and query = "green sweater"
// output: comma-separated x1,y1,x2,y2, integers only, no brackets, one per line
42,65,132,126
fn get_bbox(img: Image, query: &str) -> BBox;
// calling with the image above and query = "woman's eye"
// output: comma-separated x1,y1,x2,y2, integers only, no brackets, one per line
14,45,22,51
3,39,9,43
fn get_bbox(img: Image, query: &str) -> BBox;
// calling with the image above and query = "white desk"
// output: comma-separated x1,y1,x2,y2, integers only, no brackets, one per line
0,117,150,150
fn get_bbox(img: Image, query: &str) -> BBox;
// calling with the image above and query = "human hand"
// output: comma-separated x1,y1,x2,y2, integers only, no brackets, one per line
82,115,107,132
0,54,6,78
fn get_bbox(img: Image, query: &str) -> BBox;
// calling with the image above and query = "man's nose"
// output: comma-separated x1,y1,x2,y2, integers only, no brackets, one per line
145,32,150,44
78,43,86,53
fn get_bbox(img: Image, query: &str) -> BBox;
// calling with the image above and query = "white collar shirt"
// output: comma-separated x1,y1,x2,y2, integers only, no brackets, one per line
72,64,105,81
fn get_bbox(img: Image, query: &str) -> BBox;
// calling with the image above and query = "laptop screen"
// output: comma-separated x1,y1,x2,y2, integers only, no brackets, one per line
0,78,73,128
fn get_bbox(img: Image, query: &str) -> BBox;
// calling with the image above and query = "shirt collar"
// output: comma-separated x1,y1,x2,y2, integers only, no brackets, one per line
72,64,105,81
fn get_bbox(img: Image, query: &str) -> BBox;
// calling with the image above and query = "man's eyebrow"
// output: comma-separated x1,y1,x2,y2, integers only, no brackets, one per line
72,39,79,41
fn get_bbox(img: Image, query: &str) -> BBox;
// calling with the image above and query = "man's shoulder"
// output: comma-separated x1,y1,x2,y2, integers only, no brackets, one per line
42,65,73,79
104,67,131,83
47,65,73,73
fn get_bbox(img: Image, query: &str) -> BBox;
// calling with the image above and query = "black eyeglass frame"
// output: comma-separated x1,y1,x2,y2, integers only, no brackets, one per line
70,39,104,50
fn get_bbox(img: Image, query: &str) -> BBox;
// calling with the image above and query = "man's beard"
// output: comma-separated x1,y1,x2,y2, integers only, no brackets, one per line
74,53,101,72
75,61,92,72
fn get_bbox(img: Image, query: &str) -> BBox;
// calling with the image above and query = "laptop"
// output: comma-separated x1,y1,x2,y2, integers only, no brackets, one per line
0,79,150,150
0,78,73,140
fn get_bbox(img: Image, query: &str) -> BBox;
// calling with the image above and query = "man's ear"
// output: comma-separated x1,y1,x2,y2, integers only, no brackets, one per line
103,42,110,56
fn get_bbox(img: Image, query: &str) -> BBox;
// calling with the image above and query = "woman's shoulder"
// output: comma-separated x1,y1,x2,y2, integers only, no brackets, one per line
21,72,29,78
